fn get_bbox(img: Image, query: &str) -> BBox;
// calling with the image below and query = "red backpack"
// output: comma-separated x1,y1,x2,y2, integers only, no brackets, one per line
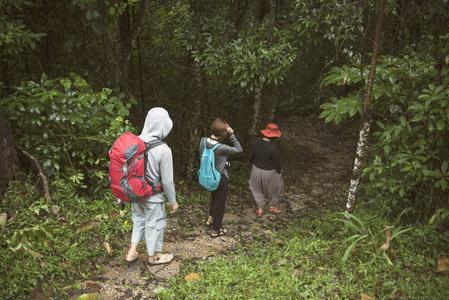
109,132,165,203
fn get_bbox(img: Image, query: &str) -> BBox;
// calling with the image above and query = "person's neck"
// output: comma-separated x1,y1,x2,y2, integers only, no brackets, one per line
210,135,219,141
262,137,271,142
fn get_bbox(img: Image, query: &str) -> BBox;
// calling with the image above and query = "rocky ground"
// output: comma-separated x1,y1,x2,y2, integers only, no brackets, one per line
67,117,359,299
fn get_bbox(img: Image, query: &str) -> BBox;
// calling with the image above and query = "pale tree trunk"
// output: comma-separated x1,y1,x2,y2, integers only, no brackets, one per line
346,0,385,215
250,81,264,137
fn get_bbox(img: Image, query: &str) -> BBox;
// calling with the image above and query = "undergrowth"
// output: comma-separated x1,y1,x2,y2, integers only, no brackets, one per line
158,211,449,299
1,177,448,299
0,177,129,299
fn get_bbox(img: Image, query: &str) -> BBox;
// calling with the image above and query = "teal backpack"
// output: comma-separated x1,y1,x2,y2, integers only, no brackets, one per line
197,138,222,191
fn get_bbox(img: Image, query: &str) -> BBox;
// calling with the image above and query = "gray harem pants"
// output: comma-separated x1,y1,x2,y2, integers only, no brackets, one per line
249,165,284,209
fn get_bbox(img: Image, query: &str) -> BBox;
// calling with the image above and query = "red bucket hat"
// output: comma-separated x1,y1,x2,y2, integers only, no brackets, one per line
261,124,281,138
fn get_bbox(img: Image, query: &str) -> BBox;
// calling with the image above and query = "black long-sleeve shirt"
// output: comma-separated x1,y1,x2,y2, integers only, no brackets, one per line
248,138,281,173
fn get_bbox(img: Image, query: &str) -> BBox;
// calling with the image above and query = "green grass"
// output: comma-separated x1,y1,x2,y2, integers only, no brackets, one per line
1,178,448,299
158,215,449,300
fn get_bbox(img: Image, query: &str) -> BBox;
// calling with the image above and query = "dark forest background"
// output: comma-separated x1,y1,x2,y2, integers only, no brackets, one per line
1,0,448,219
1,1,449,298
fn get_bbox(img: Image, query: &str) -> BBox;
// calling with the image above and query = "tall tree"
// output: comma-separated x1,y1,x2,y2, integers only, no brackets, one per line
0,111,19,195
0,0,45,193
345,0,385,214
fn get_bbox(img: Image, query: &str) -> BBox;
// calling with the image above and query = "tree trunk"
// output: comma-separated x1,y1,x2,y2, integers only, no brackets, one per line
345,0,385,215
182,0,205,180
0,111,19,195
184,60,203,180
119,0,149,96
266,83,278,122
98,1,121,95
250,81,264,138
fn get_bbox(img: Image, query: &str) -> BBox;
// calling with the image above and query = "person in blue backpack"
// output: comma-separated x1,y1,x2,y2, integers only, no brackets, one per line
199,118,243,238
124,107,179,266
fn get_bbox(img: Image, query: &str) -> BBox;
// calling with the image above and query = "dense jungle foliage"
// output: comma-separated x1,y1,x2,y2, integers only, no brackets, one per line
0,0,448,298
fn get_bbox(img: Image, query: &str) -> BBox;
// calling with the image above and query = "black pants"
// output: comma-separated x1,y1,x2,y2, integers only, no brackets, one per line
209,175,229,232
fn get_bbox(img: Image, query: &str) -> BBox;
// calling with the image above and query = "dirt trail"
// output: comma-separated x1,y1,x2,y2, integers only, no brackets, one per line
67,117,358,299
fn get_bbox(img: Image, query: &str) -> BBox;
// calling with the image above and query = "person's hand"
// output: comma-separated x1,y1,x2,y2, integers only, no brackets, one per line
170,201,178,214
227,127,234,137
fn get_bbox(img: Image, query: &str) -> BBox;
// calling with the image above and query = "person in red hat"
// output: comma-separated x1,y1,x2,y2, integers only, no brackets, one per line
248,124,284,217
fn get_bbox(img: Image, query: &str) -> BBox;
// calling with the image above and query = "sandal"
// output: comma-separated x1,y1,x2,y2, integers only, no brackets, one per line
205,221,213,227
210,228,228,238
256,209,264,218
148,253,175,266
269,207,281,214
123,252,139,265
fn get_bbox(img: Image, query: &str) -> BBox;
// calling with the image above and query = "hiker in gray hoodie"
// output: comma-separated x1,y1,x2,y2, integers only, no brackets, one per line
124,107,178,266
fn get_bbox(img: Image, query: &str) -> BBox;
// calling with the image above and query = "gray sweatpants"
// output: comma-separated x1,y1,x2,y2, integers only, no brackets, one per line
249,165,284,209
131,201,167,256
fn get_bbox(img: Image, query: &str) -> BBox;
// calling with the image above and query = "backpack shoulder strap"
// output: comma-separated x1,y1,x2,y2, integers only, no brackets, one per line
212,143,221,151
203,137,221,151
146,139,166,150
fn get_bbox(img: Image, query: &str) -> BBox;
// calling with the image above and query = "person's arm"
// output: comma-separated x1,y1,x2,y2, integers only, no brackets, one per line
160,146,178,212
226,127,243,154
218,134,243,156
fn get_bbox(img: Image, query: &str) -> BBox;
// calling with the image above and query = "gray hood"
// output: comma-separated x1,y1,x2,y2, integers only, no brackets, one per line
139,107,173,142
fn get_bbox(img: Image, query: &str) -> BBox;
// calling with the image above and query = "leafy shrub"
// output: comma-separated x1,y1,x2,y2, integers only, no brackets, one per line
0,177,130,299
320,48,449,221
1,73,136,194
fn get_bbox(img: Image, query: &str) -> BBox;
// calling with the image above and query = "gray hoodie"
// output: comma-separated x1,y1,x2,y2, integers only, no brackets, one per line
139,107,176,205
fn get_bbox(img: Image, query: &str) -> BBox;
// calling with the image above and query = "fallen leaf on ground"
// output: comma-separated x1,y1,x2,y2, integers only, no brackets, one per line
44,239,54,249
79,222,92,230
82,281,102,293
277,259,287,266
60,261,69,269
437,256,449,272
378,225,391,252
0,213,7,226
360,293,376,300
8,213,16,223
184,273,200,282
103,242,112,255
51,205,60,215
28,249,44,258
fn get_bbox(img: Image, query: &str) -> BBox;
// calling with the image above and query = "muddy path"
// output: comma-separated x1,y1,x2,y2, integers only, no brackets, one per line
67,117,358,300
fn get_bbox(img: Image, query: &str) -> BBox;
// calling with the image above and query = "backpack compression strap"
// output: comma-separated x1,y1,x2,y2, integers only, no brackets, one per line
144,139,166,193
